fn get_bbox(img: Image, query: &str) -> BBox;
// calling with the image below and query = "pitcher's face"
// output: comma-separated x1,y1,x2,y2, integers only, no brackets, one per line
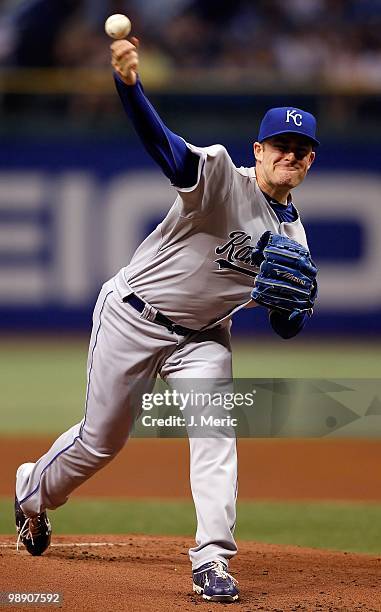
254,134,315,190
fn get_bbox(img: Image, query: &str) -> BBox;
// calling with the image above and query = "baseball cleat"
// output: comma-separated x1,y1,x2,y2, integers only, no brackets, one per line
15,497,51,556
192,560,239,602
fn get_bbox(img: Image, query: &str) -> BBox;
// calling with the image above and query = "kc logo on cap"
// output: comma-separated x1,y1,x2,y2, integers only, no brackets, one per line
258,106,319,146
286,109,303,126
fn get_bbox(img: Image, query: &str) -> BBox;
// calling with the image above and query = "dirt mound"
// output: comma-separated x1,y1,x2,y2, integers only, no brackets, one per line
1,535,380,611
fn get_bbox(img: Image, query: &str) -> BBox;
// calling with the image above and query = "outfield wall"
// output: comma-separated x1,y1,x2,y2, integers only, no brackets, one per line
1,139,380,335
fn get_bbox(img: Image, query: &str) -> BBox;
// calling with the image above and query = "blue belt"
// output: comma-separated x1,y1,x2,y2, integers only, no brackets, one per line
123,293,198,336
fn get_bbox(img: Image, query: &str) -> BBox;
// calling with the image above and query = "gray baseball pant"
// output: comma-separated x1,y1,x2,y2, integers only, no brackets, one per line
16,279,238,569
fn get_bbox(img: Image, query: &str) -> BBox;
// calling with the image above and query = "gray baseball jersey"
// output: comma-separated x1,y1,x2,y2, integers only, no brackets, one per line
114,143,308,329
16,141,308,570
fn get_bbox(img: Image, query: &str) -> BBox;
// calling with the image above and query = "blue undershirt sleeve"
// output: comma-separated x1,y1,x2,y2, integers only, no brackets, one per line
114,74,200,188
269,310,309,339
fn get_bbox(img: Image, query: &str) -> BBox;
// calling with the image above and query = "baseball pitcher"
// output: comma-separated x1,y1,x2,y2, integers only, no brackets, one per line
14,37,318,603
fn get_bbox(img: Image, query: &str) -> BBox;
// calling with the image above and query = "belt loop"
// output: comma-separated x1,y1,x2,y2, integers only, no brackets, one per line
141,303,158,322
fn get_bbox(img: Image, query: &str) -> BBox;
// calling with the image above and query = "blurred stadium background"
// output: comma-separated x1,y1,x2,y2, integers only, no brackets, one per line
0,0,380,549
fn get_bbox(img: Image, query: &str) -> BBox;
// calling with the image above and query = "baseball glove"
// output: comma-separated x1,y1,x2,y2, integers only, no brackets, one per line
251,231,318,320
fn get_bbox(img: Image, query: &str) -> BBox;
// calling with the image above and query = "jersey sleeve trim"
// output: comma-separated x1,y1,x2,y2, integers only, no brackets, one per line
174,143,235,217
172,138,207,193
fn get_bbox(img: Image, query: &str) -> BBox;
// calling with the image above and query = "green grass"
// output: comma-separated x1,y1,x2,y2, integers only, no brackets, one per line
0,339,87,434
2,497,380,555
232,340,381,378
0,338,380,434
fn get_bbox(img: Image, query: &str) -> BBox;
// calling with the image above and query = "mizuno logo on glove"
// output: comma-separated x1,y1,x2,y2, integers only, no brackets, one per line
273,269,306,286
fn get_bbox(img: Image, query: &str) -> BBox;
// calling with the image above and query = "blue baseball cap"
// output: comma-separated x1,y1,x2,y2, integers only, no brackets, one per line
258,107,320,147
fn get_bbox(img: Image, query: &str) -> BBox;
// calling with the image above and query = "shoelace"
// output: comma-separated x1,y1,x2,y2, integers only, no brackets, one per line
211,561,239,585
16,516,43,551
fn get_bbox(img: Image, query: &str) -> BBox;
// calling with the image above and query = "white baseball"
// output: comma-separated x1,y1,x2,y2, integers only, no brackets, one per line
105,14,131,39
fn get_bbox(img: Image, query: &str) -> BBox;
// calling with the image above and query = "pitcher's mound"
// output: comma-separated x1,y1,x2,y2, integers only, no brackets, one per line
1,535,380,611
